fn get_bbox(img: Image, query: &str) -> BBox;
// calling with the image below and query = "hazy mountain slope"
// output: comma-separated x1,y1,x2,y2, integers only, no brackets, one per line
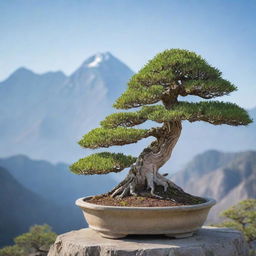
0,52,134,163
0,155,117,247
172,150,239,186
0,155,117,205
68,52,133,102
0,166,61,247
210,171,256,223
0,69,67,141
172,150,256,223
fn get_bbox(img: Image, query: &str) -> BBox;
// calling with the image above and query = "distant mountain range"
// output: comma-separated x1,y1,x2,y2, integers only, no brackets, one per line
0,155,117,247
172,150,256,223
0,52,133,165
0,51,255,171
0,166,52,246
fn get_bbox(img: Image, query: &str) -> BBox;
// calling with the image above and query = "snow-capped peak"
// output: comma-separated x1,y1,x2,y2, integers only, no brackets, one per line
87,54,103,68
86,52,110,68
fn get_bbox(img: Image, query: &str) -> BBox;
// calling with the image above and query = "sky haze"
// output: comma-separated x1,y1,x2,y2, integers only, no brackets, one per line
1,0,255,108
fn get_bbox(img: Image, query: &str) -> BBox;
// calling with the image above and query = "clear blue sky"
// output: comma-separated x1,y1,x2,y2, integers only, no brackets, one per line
0,0,255,108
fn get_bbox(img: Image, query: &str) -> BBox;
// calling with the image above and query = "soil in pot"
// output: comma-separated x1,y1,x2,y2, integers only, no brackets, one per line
87,184,206,207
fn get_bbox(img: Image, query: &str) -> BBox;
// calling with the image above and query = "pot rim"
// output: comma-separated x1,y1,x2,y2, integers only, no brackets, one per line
76,196,216,211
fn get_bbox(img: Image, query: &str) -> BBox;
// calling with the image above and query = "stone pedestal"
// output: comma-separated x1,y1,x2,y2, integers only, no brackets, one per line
48,226,249,256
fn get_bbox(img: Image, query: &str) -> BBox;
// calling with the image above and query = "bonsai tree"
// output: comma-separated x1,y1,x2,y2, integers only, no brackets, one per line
71,49,252,200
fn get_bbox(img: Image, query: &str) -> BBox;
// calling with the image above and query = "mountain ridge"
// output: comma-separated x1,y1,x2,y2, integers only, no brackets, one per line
172,150,256,223
0,52,134,163
0,154,117,204
1,52,129,83
0,165,63,247
0,154,118,247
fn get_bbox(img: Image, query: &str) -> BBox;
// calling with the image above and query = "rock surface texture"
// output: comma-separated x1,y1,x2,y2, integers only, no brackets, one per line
48,226,249,256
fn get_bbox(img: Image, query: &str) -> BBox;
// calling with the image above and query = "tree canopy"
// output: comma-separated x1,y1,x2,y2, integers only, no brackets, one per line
71,49,252,175
114,49,237,109
217,199,256,244
78,127,150,149
70,152,136,175
0,225,57,256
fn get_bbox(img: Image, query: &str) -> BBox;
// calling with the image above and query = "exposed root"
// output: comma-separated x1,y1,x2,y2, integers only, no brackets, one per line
112,179,139,199
111,179,131,198
110,172,182,200
116,185,130,198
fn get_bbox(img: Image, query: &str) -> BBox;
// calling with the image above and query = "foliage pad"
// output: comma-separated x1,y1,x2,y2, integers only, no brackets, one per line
183,78,236,99
142,101,252,126
113,85,164,109
78,127,149,148
102,101,252,128
70,152,136,174
114,49,237,109
100,112,146,128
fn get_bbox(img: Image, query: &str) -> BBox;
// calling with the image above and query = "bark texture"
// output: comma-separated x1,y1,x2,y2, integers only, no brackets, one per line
110,121,183,198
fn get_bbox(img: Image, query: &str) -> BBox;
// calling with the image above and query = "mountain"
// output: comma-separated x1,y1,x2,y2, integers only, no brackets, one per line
0,51,254,172
0,155,117,205
68,52,133,102
0,52,134,163
0,155,117,247
172,150,256,223
0,166,62,247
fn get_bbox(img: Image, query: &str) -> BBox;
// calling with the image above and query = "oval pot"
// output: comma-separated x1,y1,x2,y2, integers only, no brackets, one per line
76,196,216,239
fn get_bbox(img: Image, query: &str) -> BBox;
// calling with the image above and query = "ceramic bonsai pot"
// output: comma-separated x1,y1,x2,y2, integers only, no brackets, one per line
76,196,216,239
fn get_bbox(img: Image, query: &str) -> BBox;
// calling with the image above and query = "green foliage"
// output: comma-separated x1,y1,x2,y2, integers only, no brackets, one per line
0,225,57,256
0,245,23,256
102,101,252,128
100,112,146,128
115,49,237,110
78,127,149,149
70,152,136,174
183,78,236,99
113,84,164,109
218,199,256,243
14,225,56,252
130,49,221,87
142,101,252,126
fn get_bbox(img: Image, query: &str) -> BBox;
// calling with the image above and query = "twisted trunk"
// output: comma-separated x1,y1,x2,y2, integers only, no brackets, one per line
110,121,182,198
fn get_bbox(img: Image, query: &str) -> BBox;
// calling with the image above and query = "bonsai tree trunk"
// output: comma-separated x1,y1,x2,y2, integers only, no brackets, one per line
111,121,183,198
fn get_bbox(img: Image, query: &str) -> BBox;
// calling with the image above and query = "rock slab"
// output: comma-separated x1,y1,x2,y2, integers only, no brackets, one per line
48,226,249,256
